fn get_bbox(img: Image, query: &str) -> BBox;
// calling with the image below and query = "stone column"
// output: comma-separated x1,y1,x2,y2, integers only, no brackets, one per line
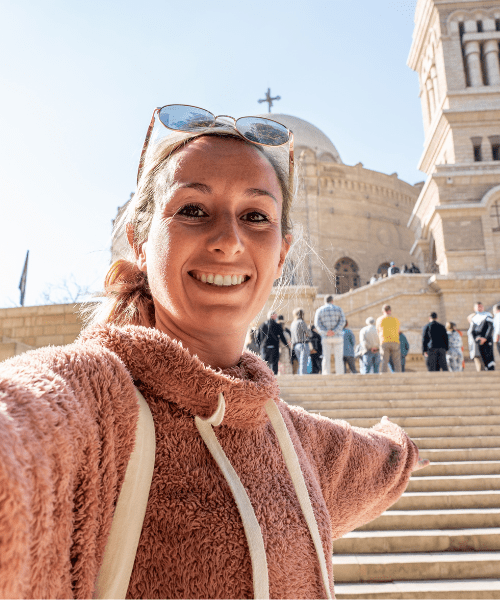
484,40,500,86
464,41,483,87
430,66,440,109
426,78,435,115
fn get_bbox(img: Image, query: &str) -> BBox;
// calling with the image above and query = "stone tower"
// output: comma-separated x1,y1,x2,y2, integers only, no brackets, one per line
408,0,500,274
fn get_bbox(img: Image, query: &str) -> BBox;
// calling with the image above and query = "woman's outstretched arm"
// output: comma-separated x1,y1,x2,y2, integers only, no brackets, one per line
283,403,428,540
0,342,138,599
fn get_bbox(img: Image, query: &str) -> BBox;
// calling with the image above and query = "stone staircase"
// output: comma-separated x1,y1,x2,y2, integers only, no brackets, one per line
277,371,500,599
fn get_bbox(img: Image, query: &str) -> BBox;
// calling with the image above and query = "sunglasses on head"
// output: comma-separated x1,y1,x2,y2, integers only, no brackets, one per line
138,104,294,192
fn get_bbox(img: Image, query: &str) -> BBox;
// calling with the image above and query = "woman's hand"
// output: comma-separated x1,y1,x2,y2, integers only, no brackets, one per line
380,416,430,472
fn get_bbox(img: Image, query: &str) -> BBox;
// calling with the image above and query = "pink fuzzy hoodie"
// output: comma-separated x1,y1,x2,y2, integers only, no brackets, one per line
0,324,418,599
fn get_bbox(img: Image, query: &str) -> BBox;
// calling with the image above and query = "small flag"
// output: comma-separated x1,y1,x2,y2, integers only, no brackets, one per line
19,250,29,306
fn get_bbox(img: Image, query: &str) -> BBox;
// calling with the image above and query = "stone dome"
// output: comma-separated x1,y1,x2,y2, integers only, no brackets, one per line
256,113,342,164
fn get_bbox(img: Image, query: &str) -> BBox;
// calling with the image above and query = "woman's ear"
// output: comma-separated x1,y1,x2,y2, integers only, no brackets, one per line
276,234,292,279
126,223,148,273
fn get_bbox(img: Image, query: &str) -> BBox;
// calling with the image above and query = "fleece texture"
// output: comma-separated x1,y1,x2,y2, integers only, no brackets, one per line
0,324,419,599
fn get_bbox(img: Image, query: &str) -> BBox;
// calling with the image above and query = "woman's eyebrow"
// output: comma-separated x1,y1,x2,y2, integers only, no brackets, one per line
246,188,277,203
178,182,212,194
179,182,277,203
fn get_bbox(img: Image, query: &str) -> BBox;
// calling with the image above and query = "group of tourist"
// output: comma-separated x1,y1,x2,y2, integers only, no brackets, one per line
249,300,409,376
421,302,499,372
249,299,500,375
369,262,421,284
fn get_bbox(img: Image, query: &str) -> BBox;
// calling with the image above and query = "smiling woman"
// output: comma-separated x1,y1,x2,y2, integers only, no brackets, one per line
0,109,428,600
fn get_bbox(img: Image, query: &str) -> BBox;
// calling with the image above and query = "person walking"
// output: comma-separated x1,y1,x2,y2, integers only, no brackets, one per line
422,312,449,371
309,325,323,374
359,317,380,374
342,321,357,374
467,313,484,371
494,304,500,359
470,302,495,371
314,295,346,375
277,315,293,375
446,322,463,372
390,332,410,372
376,305,401,373
256,311,288,375
290,308,311,376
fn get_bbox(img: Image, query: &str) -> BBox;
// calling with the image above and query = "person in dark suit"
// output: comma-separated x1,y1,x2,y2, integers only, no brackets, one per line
422,312,449,371
256,311,288,374
309,325,323,374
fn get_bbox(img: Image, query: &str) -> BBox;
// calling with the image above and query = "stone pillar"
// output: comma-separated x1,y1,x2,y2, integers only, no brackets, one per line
420,84,431,126
430,66,439,109
426,78,435,115
464,41,483,87
484,40,500,86
483,18,496,33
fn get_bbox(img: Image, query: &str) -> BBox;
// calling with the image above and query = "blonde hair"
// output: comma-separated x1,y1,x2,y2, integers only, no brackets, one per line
85,127,295,328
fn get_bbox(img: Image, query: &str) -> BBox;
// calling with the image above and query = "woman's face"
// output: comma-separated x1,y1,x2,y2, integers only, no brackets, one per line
135,136,291,338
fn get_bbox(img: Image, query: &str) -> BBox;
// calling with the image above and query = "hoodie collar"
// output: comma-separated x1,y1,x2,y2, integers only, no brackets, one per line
78,324,280,429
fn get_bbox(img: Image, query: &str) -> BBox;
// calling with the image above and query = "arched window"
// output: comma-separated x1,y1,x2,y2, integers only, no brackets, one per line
335,257,360,294
377,262,390,277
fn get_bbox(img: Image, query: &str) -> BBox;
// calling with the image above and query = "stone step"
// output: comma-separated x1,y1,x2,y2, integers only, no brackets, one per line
298,405,500,419
407,474,500,492
392,490,500,510
282,382,500,395
419,447,500,462
277,371,500,384
410,461,500,477
334,578,500,599
288,397,499,410
357,508,500,531
328,416,500,429
398,425,500,438
413,436,500,449
332,527,500,553
285,389,498,401
332,551,500,583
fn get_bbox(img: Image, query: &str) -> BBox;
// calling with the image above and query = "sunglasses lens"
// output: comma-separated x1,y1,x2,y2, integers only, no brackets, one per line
236,117,289,146
158,105,214,131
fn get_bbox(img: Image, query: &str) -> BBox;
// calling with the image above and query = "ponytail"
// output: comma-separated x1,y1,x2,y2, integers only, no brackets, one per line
99,260,155,327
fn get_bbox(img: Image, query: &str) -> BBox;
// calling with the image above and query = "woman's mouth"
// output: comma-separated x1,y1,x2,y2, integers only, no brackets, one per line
189,271,250,286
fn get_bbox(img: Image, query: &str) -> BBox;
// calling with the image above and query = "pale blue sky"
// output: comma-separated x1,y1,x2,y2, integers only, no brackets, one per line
1,0,422,308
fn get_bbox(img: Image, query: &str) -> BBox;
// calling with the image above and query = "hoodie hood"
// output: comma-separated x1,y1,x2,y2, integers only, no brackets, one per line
78,324,280,429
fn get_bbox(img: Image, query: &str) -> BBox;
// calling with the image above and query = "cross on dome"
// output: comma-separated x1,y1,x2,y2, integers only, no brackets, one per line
258,88,281,113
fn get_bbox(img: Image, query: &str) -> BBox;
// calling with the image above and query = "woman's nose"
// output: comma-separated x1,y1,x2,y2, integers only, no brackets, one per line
206,214,244,256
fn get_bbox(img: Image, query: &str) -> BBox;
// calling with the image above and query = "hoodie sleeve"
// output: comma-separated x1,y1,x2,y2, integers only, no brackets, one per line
284,403,419,540
0,342,138,599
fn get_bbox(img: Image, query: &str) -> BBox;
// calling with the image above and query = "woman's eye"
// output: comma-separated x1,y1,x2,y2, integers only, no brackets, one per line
177,204,207,218
242,211,269,223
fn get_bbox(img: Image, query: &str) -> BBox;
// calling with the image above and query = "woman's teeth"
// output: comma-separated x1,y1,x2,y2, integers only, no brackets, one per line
192,273,246,286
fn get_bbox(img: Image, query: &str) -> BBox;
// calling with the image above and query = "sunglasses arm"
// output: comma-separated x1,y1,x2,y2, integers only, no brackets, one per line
137,108,160,185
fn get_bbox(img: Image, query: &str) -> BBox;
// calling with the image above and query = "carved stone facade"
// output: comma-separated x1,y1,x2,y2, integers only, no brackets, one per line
407,0,500,275
290,141,420,293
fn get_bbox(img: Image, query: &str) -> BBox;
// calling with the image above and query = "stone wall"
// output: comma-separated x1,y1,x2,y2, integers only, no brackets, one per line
0,303,85,355
294,157,420,291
